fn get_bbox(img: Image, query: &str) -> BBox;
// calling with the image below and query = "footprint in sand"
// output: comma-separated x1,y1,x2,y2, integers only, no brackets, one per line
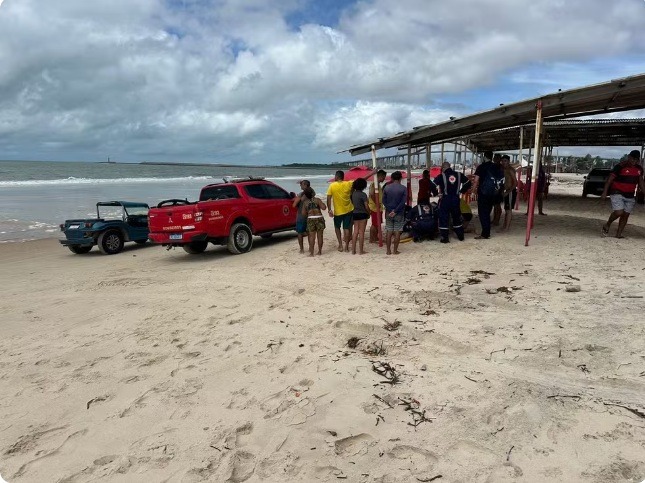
334,433,375,456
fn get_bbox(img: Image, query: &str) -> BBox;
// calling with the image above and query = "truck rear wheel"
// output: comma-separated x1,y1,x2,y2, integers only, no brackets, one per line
68,245,92,254
98,230,124,255
182,241,208,254
227,223,253,254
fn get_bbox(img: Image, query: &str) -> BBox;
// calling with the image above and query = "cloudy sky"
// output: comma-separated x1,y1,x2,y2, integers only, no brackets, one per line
1,0,645,164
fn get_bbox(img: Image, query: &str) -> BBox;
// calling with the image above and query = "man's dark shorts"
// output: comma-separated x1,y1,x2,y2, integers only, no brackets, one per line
494,192,504,206
333,213,353,230
503,189,517,211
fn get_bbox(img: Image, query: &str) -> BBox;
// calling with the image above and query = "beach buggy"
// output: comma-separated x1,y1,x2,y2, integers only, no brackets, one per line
59,201,150,255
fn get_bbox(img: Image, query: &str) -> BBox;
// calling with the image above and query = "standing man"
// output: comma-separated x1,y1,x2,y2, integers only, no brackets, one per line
492,153,504,226
472,151,504,240
433,162,471,243
369,169,387,243
500,155,517,231
327,170,354,252
382,171,407,255
601,150,645,238
293,180,312,253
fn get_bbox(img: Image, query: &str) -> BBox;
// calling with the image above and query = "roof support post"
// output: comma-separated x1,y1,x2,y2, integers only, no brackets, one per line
462,141,467,174
440,142,445,164
371,145,383,247
525,101,543,246
407,145,413,205
515,126,524,210
426,144,431,169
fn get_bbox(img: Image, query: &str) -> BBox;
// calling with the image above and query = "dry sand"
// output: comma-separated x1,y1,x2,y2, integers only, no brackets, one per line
1,175,644,482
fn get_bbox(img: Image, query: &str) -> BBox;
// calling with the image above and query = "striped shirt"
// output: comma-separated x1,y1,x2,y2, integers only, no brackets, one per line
610,162,643,198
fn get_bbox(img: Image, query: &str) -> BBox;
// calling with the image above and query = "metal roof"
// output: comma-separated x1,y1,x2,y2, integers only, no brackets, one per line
460,118,645,151
344,73,645,156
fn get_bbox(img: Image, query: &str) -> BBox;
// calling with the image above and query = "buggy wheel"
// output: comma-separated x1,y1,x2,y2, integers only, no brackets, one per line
227,223,253,254
68,245,92,254
98,230,124,255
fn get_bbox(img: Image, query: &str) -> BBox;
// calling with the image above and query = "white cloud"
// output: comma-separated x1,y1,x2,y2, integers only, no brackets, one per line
0,0,644,163
314,101,454,149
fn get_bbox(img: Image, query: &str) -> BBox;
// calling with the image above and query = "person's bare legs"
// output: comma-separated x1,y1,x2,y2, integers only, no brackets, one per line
393,231,401,254
307,231,316,256
297,233,305,253
316,230,324,254
386,231,393,255
343,228,351,252
501,209,512,231
492,204,502,226
603,210,622,235
334,226,343,251
369,224,377,243
358,219,368,254
351,220,359,254
616,212,630,238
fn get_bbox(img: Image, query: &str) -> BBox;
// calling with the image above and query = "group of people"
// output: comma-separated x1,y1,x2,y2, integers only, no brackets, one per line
293,148,644,255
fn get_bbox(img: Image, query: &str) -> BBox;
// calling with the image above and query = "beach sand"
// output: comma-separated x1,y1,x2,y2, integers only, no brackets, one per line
1,175,644,482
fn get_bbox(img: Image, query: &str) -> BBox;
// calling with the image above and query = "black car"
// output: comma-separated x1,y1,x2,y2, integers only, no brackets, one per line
582,168,612,197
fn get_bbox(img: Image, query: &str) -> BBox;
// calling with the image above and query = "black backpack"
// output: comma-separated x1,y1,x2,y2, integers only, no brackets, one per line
479,165,501,197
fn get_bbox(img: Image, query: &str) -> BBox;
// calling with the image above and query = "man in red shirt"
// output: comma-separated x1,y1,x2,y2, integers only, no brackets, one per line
601,150,645,238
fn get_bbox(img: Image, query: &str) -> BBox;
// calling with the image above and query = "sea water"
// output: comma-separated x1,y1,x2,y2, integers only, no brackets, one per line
0,161,336,242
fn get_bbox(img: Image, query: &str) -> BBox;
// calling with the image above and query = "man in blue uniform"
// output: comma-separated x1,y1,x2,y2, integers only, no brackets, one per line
433,162,472,243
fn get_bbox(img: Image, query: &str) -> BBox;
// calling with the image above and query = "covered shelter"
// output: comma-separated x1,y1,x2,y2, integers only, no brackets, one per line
341,73,645,246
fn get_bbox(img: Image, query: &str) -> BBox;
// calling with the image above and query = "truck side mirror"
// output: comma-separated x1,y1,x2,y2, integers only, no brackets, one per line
289,192,296,199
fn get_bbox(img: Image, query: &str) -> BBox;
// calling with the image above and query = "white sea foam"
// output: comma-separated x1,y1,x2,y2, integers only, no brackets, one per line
0,176,216,187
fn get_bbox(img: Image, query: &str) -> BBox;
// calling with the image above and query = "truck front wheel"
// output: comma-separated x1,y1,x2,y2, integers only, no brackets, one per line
227,223,253,254
183,241,208,254
98,230,124,255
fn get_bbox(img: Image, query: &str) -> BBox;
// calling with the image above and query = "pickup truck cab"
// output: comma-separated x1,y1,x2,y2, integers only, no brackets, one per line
148,177,298,254
59,201,150,254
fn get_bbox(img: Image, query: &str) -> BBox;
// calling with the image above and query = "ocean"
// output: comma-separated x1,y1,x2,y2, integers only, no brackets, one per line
0,161,337,242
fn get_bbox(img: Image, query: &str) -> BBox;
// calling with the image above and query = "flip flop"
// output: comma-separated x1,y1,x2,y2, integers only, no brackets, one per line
601,225,609,237
616,235,625,239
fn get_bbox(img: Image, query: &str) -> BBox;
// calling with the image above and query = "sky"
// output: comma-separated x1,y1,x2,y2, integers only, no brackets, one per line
1,0,645,165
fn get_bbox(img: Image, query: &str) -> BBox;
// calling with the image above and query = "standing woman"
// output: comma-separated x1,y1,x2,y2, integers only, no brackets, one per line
350,178,370,255
302,187,327,256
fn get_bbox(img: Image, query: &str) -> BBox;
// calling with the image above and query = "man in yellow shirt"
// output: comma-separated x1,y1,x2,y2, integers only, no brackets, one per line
327,171,355,252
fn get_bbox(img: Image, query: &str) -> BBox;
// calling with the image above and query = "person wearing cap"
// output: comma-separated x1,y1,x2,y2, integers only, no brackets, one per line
601,150,645,238
293,180,312,253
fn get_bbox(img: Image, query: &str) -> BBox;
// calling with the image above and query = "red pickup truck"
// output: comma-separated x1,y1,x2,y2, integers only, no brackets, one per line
148,177,298,254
